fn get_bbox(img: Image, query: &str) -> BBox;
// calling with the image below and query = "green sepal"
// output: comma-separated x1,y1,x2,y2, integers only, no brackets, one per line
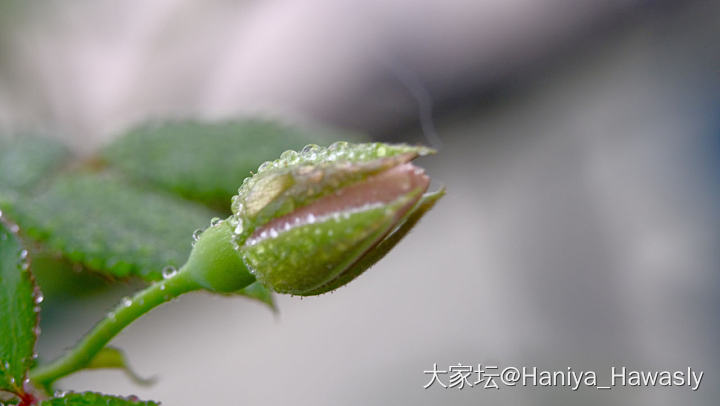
232,282,276,312
39,392,159,406
303,188,445,295
241,191,419,295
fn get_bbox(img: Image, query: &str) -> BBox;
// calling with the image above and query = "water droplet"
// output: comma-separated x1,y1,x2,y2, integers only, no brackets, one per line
122,297,132,307
258,161,272,171
269,229,278,238
162,266,177,279
19,249,28,260
35,292,44,304
9,377,15,384
301,144,318,154
159,283,166,291
280,150,298,161
4,361,10,369
210,217,222,227
54,390,67,398
192,228,203,242
33,326,41,336
307,213,316,224
33,305,41,313
32,353,38,360
21,262,29,271
234,218,244,235
10,224,19,233
108,312,117,322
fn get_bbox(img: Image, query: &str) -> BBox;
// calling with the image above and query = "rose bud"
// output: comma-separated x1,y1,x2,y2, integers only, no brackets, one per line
27,142,443,387
226,142,444,295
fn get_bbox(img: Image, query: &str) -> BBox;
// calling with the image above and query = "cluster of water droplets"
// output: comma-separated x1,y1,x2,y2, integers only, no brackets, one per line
254,142,408,176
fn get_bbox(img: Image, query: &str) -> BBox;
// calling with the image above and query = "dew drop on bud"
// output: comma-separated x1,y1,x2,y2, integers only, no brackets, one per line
35,292,44,304
19,249,28,260
122,297,133,307
162,266,177,279
258,161,272,171
280,150,298,161
10,224,19,233
301,144,319,154
234,218,244,235
210,217,222,227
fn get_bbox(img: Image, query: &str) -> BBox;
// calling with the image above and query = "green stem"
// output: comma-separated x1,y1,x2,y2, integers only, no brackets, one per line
29,269,198,386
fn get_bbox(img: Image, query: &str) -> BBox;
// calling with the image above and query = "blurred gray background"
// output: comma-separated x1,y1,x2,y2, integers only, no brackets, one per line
1,0,718,405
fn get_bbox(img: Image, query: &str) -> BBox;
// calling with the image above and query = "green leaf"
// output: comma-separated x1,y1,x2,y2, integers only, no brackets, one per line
102,120,367,209
83,347,155,386
233,281,276,312
0,173,219,280
0,134,72,194
39,392,159,406
0,218,39,394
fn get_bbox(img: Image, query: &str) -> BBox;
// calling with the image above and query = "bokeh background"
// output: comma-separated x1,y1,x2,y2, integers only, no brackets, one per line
1,0,718,405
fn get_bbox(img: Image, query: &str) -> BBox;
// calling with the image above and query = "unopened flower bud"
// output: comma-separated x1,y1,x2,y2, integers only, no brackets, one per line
229,142,443,295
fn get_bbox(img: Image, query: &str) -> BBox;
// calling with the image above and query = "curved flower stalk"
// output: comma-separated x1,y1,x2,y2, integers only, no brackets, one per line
29,142,443,387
